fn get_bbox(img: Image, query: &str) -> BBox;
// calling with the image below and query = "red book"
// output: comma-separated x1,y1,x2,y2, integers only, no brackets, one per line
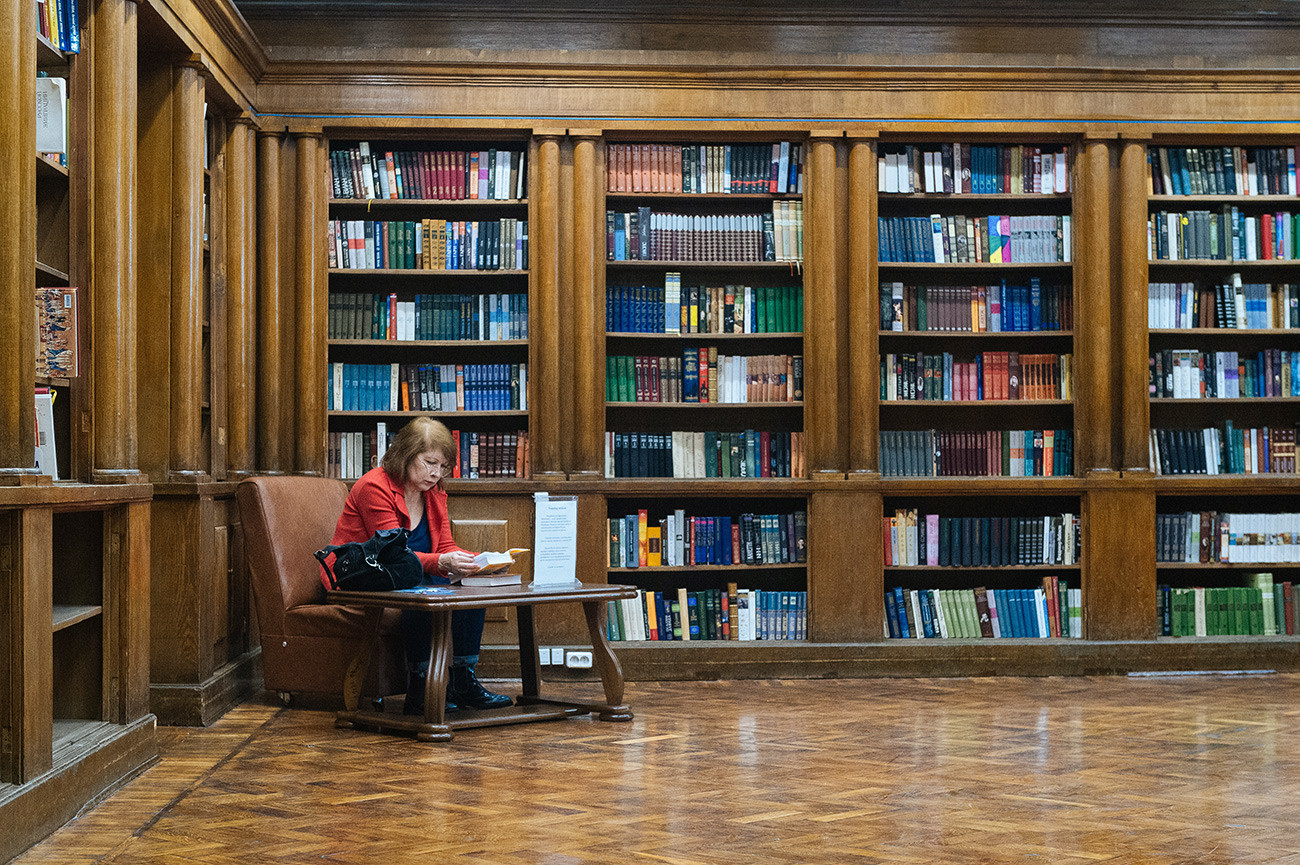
731,523,741,565
1283,581,1294,635
759,431,771,478
882,517,893,564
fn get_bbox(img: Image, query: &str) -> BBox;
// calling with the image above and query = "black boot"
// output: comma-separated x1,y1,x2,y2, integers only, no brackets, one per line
448,665,512,710
404,670,458,715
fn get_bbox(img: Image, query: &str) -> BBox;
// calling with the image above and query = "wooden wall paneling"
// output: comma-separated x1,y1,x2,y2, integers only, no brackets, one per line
808,490,882,642
277,135,298,474
169,57,208,481
224,115,256,478
206,112,229,481
0,507,54,782
148,495,209,687
66,35,93,482
91,0,145,483
531,133,564,479
106,499,153,724
0,0,36,475
1118,135,1152,473
446,495,534,644
1083,485,1155,640
569,132,604,479
804,132,844,478
846,134,879,475
255,130,283,473
556,135,576,475
134,57,174,482
293,132,324,476
1073,135,1116,475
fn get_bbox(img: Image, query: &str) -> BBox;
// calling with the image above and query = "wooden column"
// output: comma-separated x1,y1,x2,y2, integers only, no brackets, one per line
225,116,256,478
90,0,143,483
0,0,36,475
0,507,54,782
570,132,604,478
1119,136,1153,472
1073,135,1115,475
256,131,284,474
294,132,325,476
168,58,207,481
1084,486,1156,639
804,133,843,477
847,135,879,475
531,133,564,479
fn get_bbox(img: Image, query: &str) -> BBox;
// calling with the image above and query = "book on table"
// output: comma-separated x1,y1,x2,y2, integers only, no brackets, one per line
459,572,524,587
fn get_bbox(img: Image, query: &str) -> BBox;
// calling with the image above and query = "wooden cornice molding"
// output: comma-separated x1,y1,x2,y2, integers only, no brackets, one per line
189,0,269,78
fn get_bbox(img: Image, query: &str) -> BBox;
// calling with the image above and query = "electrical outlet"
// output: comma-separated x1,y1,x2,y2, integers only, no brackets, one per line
538,646,550,666
550,647,566,665
565,650,593,669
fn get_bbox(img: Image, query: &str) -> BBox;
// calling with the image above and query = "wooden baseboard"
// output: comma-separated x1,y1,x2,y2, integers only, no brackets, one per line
0,716,157,864
150,649,263,727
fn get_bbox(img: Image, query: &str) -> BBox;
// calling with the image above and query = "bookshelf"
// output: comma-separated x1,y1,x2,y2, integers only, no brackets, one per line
1142,138,1300,641
325,137,533,482
875,139,1084,641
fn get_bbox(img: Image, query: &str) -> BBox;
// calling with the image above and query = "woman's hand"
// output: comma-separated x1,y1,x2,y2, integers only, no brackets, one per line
438,550,480,577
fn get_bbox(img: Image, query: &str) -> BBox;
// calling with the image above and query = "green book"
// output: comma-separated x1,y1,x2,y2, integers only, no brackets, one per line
917,284,928,332
795,285,804,332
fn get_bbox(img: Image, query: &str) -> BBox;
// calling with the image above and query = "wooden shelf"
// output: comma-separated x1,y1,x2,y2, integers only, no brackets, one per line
881,329,1074,339
597,478,812,495
606,331,803,341
881,399,1071,407
878,261,1072,270
52,605,102,632
1151,397,1300,404
609,563,805,573
606,400,803,409
35,375,72,389
607,260,803,271
328,338,528,348
36,31,66,67
36,153,68,179
1149,258,1300,267
1149,194,1298,204
605,192,801,202
1156,562,1300,569
879,477,1087,494
1149,328,1300,336
884,564,1081,571
328,409,527,418
1150,475,1300,494
329,268,527,277
35,261,70,285
879,192,1071,202
329,198,527,207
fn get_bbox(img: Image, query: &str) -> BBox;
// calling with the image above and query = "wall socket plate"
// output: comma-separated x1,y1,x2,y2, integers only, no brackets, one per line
550,647,566,665
565,650,593,669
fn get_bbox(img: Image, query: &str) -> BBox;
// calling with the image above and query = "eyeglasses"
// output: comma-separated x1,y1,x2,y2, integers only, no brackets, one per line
419,456,452,474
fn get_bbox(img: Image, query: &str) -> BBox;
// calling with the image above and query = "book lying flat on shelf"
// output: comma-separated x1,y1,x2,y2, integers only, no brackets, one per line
472,548,529,573
459,572,523,587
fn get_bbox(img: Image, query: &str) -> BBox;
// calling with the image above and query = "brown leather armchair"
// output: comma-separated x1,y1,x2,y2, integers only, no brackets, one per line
236,476,405,702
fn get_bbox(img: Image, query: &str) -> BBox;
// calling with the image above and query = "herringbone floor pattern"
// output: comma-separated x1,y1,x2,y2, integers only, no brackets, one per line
14,675,1300,864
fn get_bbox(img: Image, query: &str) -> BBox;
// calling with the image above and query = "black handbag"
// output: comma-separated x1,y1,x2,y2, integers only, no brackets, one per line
314,527,424,591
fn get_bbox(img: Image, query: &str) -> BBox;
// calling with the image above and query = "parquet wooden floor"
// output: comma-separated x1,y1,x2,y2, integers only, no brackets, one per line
13,674,1300,864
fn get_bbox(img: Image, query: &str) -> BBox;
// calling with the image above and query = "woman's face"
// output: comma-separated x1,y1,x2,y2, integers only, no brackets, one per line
407,449,452,492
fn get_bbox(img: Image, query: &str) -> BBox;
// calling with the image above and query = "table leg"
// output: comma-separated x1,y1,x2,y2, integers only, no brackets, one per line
341,607,383,714
583,600,633,722
516,604,541,699
419,610,454,742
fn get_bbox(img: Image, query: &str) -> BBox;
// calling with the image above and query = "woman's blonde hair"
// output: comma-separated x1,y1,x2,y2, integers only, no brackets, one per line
381,417,456,483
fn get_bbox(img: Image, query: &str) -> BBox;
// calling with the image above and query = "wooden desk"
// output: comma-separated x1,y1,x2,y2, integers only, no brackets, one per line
328,581,638,742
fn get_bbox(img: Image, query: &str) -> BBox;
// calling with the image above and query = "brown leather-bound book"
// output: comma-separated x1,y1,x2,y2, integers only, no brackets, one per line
973,587,995,637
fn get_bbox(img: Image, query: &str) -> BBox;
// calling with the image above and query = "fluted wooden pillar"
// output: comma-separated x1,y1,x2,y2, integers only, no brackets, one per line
90,0,143,483
804,133,842,478
570,133,604,478
225,116,256,477
168,58,207,481
1119,137,1153,472
531,133,564,479
847,136,879,475
256,131,284,474
0,0,36,475
294,132,325,476
1074,136,1115,475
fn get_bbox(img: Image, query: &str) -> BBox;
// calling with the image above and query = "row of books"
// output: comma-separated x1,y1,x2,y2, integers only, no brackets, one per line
1149,425,1295,475
1148,209,1299,261
327,426,529,481
329,144,526,201
1147,279,1299,330
328,292,528,342
878,214,1071,264
884,511,1080,567
329,218,528,271
1159,579,1296,637
604,430,805,479
36,286,78,377
882,351,1072,402
878,144,1071,195
606,279,803,335
607,205,803,263
37,0,79,53
609,509,807,568
1158,511,1300,564
886,581,1082,639
880,429,1075,478
880,279,1073,333
606,353,803,404
327,362,527,413
1148,146,1298,197
606,142,804,196
1150,348,1299,399
605,586,806,642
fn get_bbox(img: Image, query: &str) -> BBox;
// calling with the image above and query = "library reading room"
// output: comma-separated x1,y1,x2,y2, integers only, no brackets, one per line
5,0,1300,862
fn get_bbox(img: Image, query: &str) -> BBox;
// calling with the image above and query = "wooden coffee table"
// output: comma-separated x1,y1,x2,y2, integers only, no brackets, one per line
328,581,638,742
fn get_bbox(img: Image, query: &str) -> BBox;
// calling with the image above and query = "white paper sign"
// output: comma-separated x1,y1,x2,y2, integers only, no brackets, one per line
531,492,578,586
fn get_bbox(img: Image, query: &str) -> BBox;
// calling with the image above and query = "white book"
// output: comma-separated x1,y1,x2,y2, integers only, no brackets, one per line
674,509,686,566
36,76,68,154
1194,587,1208,636
389,363,399,412
933,590,949,638
884,151,899,193
777,142,790,194
931,214,945,262
671,431,684,478
1033,588,1049,637
332,362,343,411
605,431,614,477
924,151,937,193
909,591,925,638
375,421,388,463
987,591,1002,638
34,390,57,478
358,142,375,198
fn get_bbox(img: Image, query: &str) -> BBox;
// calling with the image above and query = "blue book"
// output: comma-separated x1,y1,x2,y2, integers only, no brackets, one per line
1030,278,1043,331
894,586,910,638
885,588,901,638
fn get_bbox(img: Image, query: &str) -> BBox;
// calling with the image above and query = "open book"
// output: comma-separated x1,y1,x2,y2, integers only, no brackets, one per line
471,548,529,574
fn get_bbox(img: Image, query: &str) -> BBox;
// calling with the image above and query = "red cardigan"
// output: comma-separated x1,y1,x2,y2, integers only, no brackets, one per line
325,466,468,589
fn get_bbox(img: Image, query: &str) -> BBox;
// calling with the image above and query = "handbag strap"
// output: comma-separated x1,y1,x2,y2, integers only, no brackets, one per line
313,545,344,590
